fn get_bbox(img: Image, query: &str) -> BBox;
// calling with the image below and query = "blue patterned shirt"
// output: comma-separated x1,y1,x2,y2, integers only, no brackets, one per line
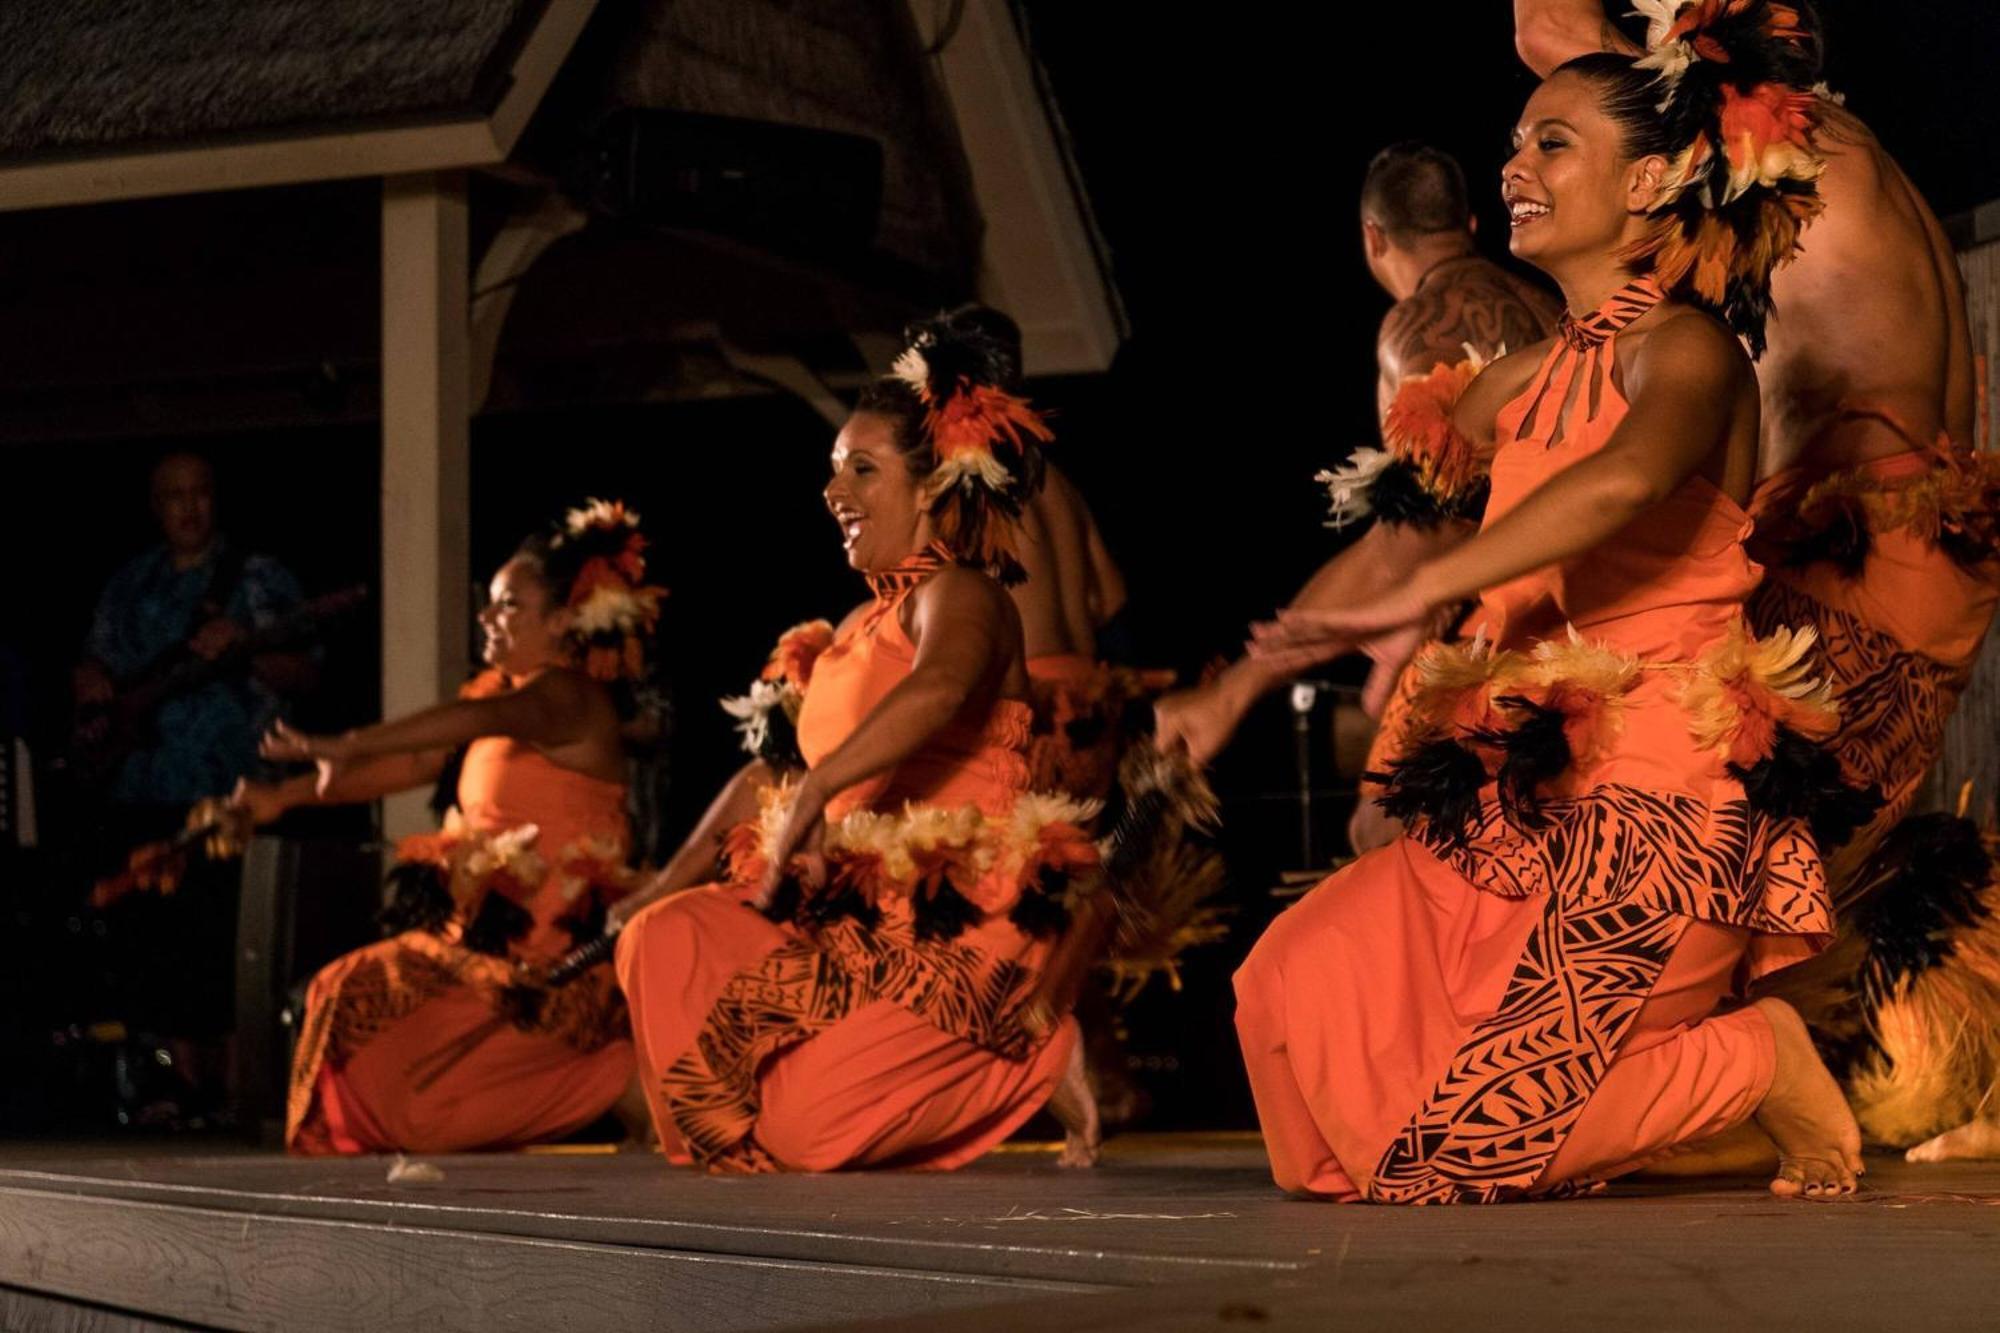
84,541,307,805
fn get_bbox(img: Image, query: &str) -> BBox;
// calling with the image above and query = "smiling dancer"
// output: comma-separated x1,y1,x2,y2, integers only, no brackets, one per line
1228,3,1879,1202
612,319,1112,1173
1514,0,2000,1164
234,502,661,1154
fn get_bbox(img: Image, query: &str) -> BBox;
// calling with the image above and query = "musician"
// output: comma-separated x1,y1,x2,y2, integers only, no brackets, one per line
73,452,317,814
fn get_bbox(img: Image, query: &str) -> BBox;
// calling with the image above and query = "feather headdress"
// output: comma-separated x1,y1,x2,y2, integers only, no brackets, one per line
878,313,1052,585
1614,0,1828,356
550,498,667,682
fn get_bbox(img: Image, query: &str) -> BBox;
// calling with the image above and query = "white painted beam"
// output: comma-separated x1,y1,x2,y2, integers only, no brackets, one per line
913,0,1123,376
380,173,472,841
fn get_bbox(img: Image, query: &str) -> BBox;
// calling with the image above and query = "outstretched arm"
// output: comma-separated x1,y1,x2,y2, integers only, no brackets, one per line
1514,0,1638,77
1154,520,1473,763
263,670,597,771
1254,316,1748,667
232,750,449,824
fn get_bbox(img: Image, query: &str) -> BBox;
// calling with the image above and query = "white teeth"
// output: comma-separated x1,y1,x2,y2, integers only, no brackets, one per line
1508,200,1549,224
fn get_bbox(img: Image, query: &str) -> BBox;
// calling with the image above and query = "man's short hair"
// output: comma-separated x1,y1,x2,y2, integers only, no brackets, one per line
1361,142,1470,241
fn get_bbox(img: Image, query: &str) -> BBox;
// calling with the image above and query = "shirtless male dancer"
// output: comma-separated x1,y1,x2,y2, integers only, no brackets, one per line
1155,143,1557,849
1515,0,1998,1165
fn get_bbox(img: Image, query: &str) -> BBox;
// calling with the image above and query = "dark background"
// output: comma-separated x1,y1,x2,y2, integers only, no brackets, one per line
3,2,1996,1134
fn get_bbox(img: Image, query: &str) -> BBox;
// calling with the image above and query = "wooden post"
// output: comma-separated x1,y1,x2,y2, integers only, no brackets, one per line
380,172,471,841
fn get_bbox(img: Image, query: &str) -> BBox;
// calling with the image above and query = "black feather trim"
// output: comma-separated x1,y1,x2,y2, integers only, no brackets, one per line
914,880,983,942
1730,726,1885,850
1477,695,1572,831
461,891,533,957
1784,498,1871,577
498,982,548,1031
1369,459,1490,529
377,861,454,937
1855,814,1993,999
757,875,803,924
1368,460,1451,529
553,893,609,950
1366,737,1489,847
1009,872,1073,939
799,883,882,932
755,707,807,772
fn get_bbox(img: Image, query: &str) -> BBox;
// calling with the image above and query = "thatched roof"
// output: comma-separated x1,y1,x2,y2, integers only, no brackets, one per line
0,0,547,161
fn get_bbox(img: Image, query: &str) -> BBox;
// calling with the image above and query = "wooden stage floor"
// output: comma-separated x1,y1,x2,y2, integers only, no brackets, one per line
1,1134,1997,1331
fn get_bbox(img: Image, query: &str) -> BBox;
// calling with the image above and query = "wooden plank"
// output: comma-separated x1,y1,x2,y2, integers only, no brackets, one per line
0,1284,202,1333
379,172,473,841
0,1189,1096,1333
0,1150,1305,1289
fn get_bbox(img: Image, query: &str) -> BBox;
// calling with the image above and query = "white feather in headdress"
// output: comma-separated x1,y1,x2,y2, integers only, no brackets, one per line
1630,0,1699,93
891,346,930,396
932,449,1015,493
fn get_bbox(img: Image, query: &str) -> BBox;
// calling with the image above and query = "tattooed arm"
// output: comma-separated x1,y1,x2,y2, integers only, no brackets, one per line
1513,0,1637,77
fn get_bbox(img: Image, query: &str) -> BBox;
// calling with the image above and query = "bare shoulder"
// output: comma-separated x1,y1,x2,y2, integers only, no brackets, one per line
526,665,613,714
1627,306,1749,392
913,564,1011,623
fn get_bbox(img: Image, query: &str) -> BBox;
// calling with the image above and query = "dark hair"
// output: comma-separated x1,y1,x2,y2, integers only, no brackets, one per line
1361,142,1471,240
509,533,576,604
1553,3,1825,356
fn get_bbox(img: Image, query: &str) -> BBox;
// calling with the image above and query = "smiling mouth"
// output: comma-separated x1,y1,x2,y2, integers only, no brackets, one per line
834,510,867,548
1508,198,1550,227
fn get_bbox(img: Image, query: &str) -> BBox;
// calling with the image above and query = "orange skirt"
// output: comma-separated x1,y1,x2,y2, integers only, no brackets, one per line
288,932,633,1154
1236,838,1776,1202
616,885,1074,1172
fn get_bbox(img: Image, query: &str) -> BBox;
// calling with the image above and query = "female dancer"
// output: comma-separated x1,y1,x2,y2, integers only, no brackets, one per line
234,502,662,1153
613,321,1108,1173
1232,7,1874,1202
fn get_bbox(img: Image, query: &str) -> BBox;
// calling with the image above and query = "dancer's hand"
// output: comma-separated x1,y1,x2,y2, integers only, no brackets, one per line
1356,619,1431,719
757,779,829,909
1153,681,1247,767
259,721,354,797
1246,583,1436,679
229,777,294,827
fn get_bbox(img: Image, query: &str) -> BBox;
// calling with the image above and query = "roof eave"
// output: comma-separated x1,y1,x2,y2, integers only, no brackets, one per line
0,0,597,213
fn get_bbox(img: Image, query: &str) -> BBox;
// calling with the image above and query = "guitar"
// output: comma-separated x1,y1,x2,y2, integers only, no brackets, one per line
73,584,369,782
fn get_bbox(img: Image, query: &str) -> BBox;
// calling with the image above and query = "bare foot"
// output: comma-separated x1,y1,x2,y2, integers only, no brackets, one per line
1907,1114,2000,1163
1752,998,1864,1199
1047,1037,1102,1169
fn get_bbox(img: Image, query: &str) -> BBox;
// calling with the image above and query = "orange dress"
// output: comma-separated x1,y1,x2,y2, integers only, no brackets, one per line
1238,281,1845,1203
1747,418,2000,883
1025,654,1174,800
616,548,1080,1173
287,732,634,1154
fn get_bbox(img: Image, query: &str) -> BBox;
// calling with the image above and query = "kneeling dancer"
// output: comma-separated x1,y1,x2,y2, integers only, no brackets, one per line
616,322,1107,1172
1234,15,1875,1203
